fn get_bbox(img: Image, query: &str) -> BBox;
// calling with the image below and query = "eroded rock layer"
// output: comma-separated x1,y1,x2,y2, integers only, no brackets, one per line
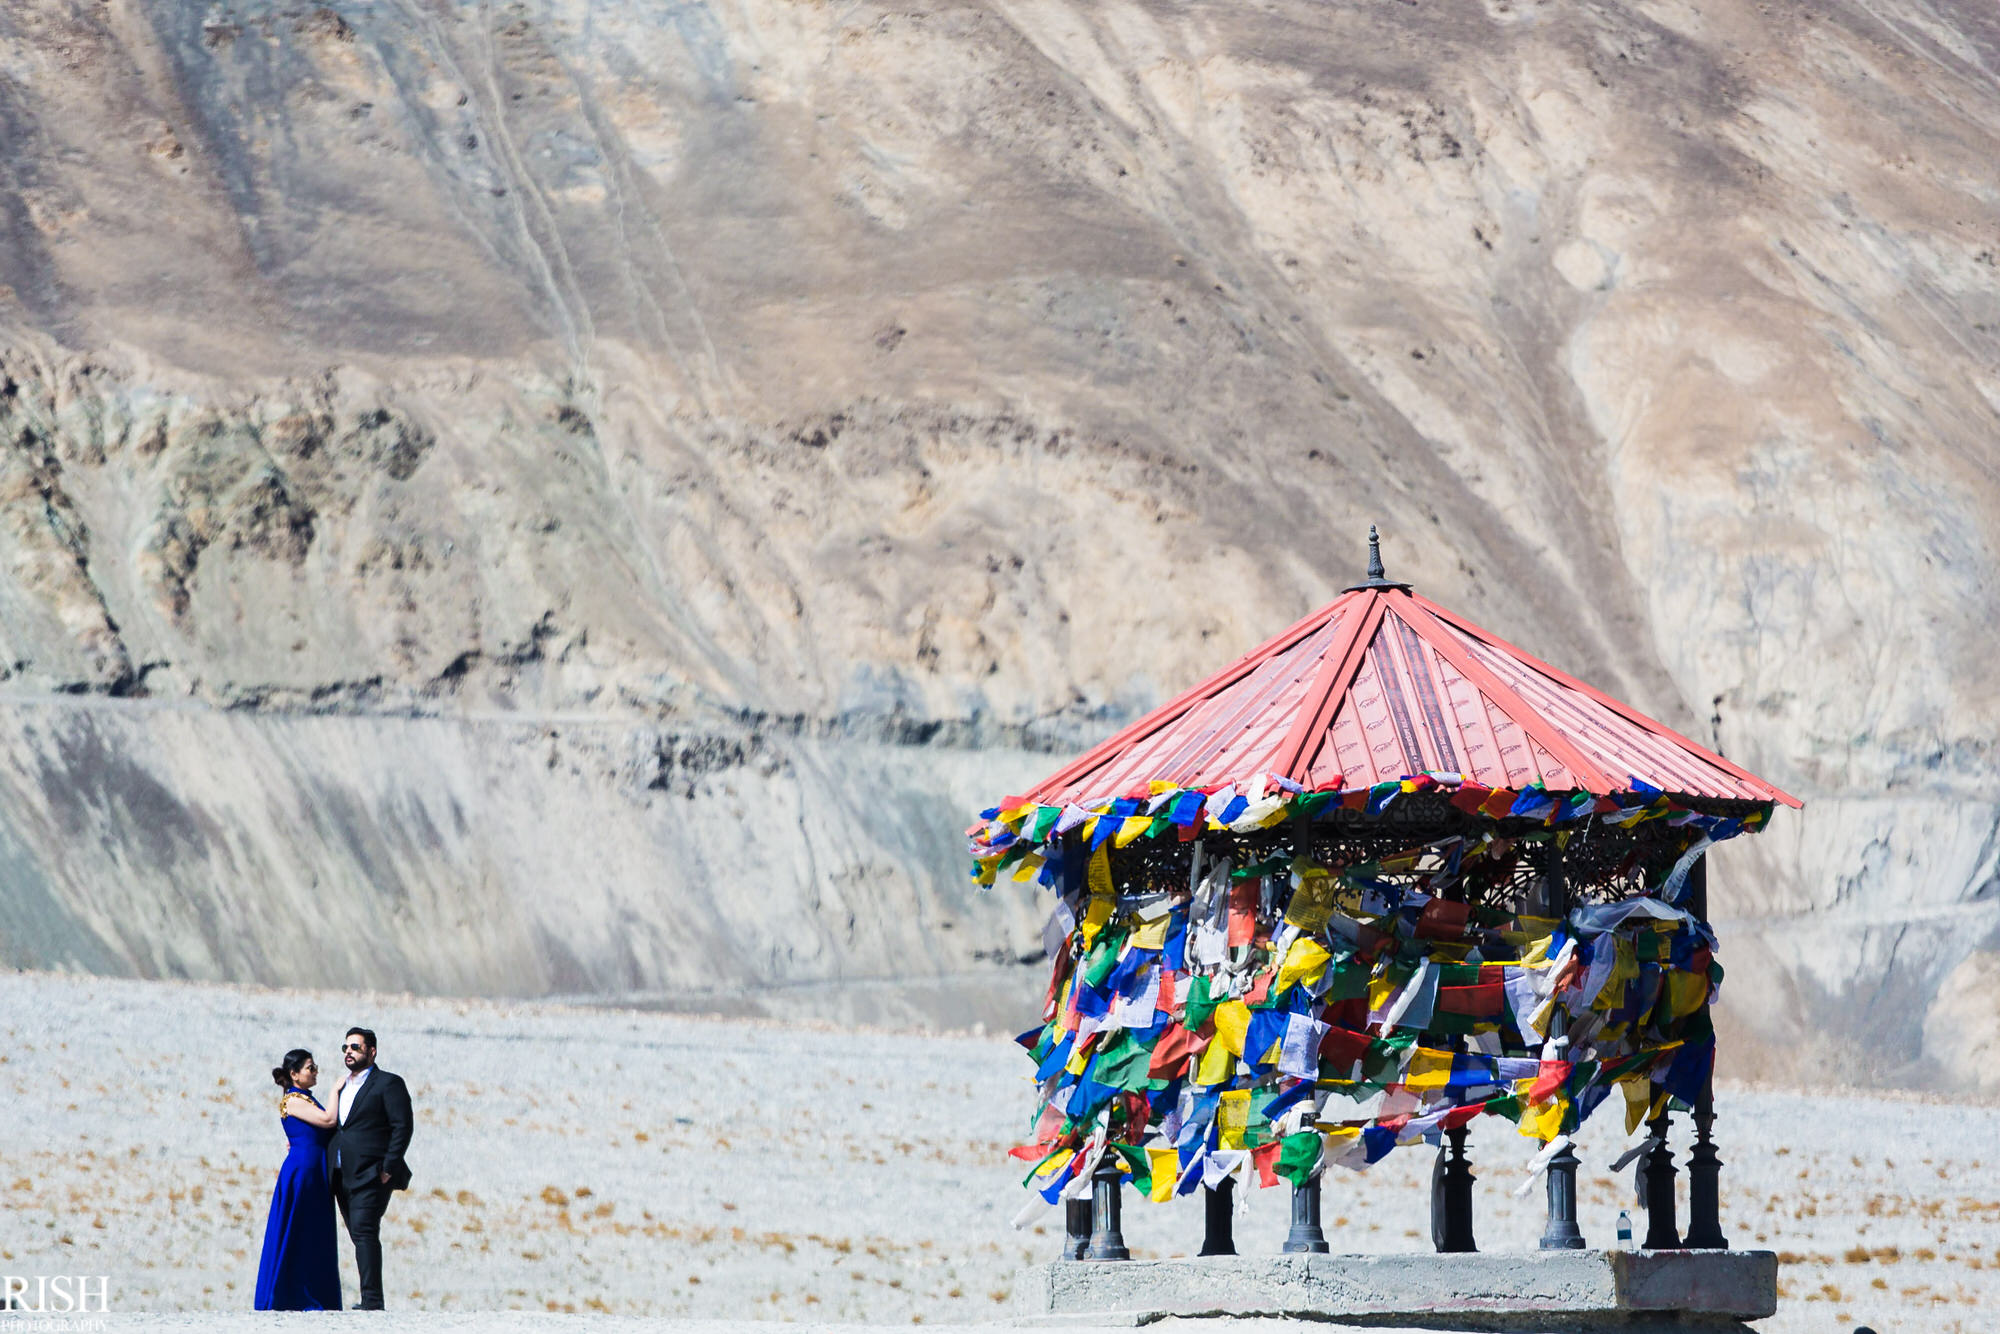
0,0,1995,1079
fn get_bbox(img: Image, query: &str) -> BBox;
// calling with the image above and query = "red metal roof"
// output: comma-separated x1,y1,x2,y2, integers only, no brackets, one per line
1026,576,1800,810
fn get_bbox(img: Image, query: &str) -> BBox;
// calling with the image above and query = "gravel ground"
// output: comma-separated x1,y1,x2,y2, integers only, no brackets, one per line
2,972,1994,1332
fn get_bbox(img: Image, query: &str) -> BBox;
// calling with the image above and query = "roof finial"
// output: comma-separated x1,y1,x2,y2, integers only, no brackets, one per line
1344,522,1411,592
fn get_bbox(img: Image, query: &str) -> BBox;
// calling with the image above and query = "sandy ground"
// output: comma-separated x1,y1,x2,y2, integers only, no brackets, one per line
1,972,1993,1332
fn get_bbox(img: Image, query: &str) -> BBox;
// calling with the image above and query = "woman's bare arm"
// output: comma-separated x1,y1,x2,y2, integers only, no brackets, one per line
281,1091,338,1129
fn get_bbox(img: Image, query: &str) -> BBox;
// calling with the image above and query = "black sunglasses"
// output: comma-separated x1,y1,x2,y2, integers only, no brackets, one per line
341,1042,367,1051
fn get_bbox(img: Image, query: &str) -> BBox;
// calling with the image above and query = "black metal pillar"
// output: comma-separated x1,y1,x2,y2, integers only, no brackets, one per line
1539,1137,1585,1250
1538,841,1585,1250
1198,1177,1236,1256
1683,857,1730,1249
1641,1112,1682,1249
1085,1153,1129,1260
1433,1125,1477,1252
1686,1085,1728,1248
1282,1175,1330,1253
1061,1198,1091,1260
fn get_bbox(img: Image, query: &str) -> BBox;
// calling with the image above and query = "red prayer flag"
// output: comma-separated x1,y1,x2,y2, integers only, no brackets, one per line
1324,996,1370,1030
1441,1100,1487,1131
1319,1026,1371,1065
1449,786,1490,815
1245,970,1274,1007
1437,982,1503,1016
1416,900,1471,940
1252,1141,1283,1188
1148,1023,1209,1078
1529,1059,1572,1104
1228,882,1259,947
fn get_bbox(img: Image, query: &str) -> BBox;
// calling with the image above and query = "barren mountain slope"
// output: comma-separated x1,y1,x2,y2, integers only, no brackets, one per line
0,0,1995,1083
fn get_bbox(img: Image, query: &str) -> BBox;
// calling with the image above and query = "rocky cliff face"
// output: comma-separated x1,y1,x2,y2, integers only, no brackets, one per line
0,0,1995,1076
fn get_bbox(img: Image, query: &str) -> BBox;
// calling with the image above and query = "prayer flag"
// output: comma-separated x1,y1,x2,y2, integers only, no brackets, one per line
1275,937,1332,997
1251,1140,1283,1188
1228,881,1259,947
1147,1147,1181,1202
1217,1089,1252,1149
1213,999,1253,1057
1274,1131,1324,1187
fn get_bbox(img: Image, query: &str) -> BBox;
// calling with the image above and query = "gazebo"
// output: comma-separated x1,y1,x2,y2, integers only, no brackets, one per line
973,529,1798,1274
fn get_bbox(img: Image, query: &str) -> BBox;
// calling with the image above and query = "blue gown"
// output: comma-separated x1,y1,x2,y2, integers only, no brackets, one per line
253,1088,343,1311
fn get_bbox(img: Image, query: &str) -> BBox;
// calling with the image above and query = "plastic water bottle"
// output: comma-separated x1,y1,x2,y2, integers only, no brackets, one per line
1616,1210,1633,1248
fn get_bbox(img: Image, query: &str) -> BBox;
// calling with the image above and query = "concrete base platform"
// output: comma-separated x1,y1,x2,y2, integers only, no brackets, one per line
1014,1250,1778,1329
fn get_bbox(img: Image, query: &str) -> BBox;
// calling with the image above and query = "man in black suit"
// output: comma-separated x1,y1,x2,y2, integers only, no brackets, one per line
331,1027,414,1311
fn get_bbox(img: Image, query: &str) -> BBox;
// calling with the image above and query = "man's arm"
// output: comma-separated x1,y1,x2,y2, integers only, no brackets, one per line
381,1074,414,1175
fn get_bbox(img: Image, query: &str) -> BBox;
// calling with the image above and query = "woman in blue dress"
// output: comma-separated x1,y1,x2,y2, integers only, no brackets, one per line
253,1049,343,1311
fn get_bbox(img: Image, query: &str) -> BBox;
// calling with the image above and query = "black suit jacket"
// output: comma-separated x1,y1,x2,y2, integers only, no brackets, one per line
331,1067,414,1192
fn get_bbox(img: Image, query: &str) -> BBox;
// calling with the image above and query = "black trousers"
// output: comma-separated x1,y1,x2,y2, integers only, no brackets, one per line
334,1172,393,1309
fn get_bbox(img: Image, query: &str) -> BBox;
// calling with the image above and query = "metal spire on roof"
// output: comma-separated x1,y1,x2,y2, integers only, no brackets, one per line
1346,523,1411,592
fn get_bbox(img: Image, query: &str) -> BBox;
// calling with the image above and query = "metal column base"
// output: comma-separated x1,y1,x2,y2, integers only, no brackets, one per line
1060,1198,1091,1261
1283,1176,1330,1254
1199,1177,1236,1256
1539,1142,1585,1250
1433,1126,1477,1253
1085,1156,1129,1261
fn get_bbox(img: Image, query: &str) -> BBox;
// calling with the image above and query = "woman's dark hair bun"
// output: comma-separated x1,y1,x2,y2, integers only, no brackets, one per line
272,1049,313,1088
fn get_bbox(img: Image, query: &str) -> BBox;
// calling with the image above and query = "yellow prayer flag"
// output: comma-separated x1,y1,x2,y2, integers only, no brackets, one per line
1147,1147,1181,1202
1621,1075,1652,1135
1079,894,1113,950
1367,974,1399,1015
1217,1089,1252,1149
1276,937,1332,996
1404,1047,1456,1092
1113,814,1153,848
1131,912,1171,952
1195,1037,1236,1087
1594,938,1639,1009
1514,1078,1566,1142
1286,866,1338,931
1066,1042,1091,1077
1011,852,1045,882
1667,970,1708,1019
1080,848,1115,948
1212,999,1252,1057
1087,846,1113,898
1517,932,1554,967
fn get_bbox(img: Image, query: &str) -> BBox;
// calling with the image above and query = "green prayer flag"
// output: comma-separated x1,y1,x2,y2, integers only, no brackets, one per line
1092,1032,1153,1092
1109,1142,1151,1196
1322,960,1370,1002
1275,1131,1323,1187
1182,975,1220,1031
